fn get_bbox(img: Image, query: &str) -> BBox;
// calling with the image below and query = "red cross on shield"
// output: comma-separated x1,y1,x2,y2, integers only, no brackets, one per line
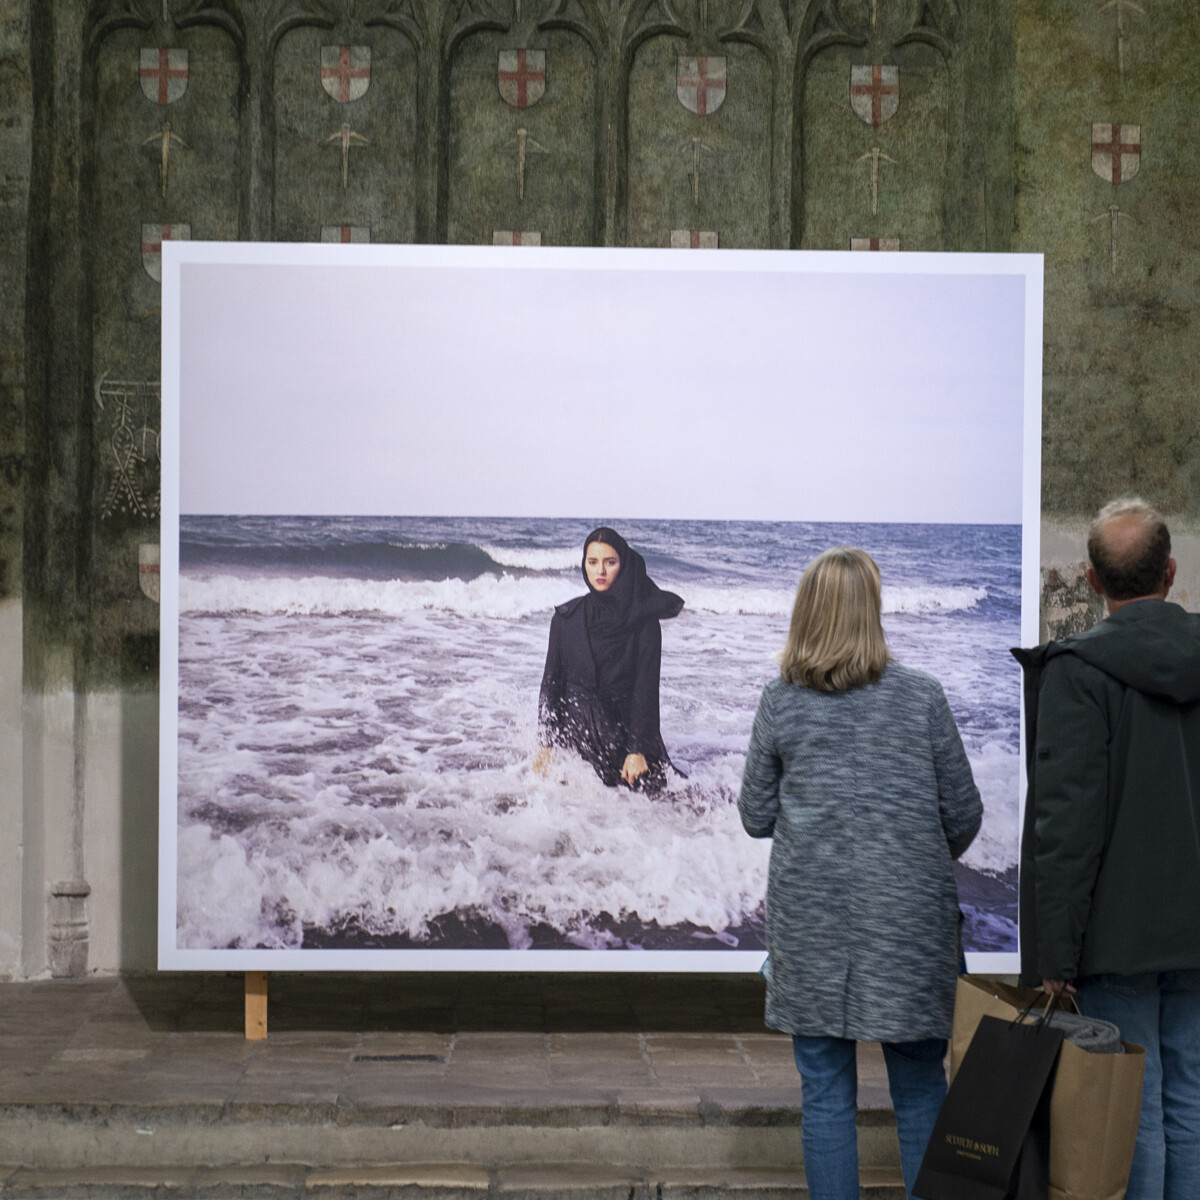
141,223,190,282
670,230,718,248
850,65,899,127
321,225,370,243
321,46,371,103
139,48,188,105
677,57,726,116
498,51,546,109
139,544,161,603
492,231,541,245
850,237,900,251
1091,123,1141,184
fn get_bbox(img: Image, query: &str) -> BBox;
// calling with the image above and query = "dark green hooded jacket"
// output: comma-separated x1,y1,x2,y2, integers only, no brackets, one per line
1013,599,1200,986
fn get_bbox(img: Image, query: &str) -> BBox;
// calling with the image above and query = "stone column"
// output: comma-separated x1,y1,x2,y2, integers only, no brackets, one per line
24,1,92,976
47,879,91,978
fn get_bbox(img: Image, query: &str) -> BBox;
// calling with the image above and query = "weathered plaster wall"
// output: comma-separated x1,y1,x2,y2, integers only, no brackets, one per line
0,0,29,981
1015,1,1200,519
0,0,27,604
4,0,1199,977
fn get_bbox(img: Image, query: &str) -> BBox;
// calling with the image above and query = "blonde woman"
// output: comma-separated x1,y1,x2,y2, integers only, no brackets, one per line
738,547,982,1200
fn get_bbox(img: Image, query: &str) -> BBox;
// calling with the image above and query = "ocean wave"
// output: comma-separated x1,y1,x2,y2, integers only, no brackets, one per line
176,750,771,951
481,545,580,572
174,736,1017,951
959,739,1020,878
885,585,988,615
180,574,988,621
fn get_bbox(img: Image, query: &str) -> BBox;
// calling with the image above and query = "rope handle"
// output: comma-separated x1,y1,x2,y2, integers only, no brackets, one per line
1013,990,1058,1028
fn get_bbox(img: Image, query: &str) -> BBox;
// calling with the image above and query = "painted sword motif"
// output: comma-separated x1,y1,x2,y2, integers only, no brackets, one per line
501,127,547,201
143,121,188,198
1098,0,1144,83
324,123,370,189
855,145,897,216
680,136,715,206
1091,203,1135,274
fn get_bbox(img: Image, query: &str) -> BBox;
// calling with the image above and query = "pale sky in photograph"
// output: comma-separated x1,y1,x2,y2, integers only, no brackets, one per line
173,246,1036,524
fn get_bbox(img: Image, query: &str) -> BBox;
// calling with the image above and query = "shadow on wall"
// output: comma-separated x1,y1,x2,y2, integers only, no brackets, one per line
120,689,159,971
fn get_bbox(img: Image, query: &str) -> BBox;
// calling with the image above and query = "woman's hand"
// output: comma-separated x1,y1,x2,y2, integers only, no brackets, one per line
533,747,553,777
621,753,648,786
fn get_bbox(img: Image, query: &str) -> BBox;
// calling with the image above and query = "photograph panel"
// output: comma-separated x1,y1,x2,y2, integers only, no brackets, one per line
160,246,1041,971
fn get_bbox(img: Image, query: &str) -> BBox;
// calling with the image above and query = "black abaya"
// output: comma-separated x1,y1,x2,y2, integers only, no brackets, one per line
538,528,683,789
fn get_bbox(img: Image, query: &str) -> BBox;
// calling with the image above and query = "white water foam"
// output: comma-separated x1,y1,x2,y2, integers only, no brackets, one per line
179,574,987,621
482,545,581,571
176,737,772,951
958,740,1020,877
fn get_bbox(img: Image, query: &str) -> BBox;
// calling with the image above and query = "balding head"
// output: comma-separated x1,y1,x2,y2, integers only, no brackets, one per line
1086,497,1172,603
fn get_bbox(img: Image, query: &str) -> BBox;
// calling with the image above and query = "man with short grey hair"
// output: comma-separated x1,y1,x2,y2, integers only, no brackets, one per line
1015,497,1200,1200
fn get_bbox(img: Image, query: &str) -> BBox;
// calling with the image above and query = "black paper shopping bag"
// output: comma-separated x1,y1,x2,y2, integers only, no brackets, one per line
914,1013,1065,1200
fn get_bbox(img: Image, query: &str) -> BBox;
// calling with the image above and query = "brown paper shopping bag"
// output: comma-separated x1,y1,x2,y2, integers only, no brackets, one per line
951,977,1146,1200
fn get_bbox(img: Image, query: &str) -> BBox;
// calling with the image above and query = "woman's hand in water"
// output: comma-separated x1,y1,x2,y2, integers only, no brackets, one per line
621,753,648,786
533,747,553,777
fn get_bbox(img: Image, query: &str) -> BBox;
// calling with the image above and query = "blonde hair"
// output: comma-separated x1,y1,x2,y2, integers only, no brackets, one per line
780,547,890,691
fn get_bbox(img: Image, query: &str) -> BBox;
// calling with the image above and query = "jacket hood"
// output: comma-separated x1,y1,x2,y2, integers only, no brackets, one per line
1046,600,1200,704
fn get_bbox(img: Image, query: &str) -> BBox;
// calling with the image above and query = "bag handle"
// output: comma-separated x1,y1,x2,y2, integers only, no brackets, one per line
1013,991,1057,1029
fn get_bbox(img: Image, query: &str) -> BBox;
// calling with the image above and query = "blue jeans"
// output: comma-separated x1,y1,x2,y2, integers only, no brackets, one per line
792,1035,947,1200
1076,971,1200,1200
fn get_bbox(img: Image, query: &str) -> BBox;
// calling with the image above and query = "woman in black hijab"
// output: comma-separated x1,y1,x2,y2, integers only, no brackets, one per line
536,527,684,791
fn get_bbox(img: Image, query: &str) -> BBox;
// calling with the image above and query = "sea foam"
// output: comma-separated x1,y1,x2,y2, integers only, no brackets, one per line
179,573,987,621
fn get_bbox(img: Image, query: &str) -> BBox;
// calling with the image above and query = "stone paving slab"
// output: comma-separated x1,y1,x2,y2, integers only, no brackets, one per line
0,974,909,1189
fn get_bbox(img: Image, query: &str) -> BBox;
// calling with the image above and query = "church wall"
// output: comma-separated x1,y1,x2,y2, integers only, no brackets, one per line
3,0,1198,977
0,0,29,981
1014,1,1200,518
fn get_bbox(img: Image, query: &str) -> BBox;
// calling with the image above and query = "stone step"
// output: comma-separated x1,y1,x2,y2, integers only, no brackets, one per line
0,1101,899,1174
0,1163,908,1199
0,977,913,1197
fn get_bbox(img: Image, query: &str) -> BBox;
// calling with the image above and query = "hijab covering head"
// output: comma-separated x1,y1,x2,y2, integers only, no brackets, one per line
581,528,683,676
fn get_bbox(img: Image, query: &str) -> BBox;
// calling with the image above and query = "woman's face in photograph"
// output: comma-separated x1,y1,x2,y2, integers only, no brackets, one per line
585,542,621,591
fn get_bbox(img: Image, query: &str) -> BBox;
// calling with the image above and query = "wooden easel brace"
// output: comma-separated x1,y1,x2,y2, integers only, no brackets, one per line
245,971,268,1039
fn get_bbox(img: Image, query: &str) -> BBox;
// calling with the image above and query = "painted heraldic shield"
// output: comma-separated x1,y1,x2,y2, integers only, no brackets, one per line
321,225,370,243
1092,123,1141,184
677,57,726,116
139,544,161,603
141,223,190,282
670,230,718,248
851,65,899,127
498,51,546,109
140,48,188,105
322,46,371,103
493,231,541,245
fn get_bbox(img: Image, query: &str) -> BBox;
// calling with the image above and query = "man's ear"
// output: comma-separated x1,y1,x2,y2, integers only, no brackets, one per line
1165,557,1177,593
1085,566,1105,597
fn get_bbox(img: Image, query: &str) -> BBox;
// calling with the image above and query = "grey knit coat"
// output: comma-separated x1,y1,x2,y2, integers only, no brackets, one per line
738,661,982,1042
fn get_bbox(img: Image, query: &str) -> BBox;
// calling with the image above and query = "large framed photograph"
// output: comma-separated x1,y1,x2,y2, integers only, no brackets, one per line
159,244,1042,973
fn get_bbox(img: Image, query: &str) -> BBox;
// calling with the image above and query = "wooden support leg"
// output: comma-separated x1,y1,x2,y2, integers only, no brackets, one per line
245,971,268,1039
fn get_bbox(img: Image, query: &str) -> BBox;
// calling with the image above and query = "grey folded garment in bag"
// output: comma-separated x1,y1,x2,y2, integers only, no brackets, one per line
1042,1009,1124,1053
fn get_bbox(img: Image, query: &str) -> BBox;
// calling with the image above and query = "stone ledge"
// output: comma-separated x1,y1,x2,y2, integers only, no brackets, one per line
191,1164,309,1190
0,1163,910,1199
306,1165,491,1189
0,1092,822,1131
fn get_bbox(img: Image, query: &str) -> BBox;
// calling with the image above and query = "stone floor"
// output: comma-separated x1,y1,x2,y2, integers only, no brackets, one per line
0,973,904,1197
